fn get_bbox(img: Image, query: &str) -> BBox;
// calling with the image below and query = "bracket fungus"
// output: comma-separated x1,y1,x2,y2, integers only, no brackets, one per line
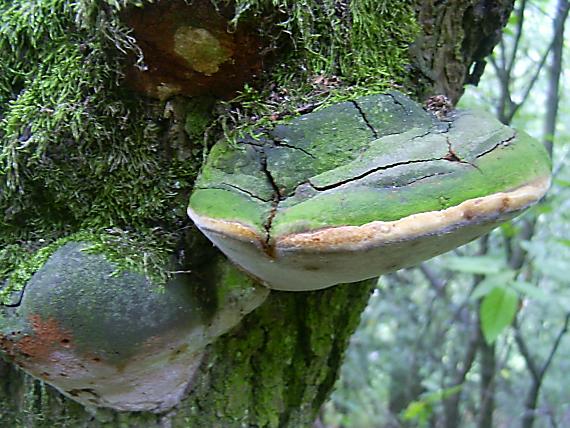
0,242,268,412
188,92,551,291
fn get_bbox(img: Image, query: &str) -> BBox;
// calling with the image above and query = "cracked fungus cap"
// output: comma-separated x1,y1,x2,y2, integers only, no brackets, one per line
188,92,551,291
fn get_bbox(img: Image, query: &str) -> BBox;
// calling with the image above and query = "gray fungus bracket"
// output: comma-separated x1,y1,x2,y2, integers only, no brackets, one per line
0,243,268,412
188,92,552,291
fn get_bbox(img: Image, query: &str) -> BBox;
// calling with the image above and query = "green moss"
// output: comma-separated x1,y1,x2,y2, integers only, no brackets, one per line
228,0,418,82
0,0,207,291
184,97,216,141
173,280,375,427
214,0,420,143
0,229,176,304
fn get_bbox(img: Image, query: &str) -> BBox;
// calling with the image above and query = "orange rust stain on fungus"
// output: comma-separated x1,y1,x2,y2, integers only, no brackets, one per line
500,197,511,212
462,209,475,221
122,0,265,99
12,315,73,361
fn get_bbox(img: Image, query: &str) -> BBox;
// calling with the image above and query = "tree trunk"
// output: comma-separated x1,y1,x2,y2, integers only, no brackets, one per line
477,341,496,428
0,0,514,426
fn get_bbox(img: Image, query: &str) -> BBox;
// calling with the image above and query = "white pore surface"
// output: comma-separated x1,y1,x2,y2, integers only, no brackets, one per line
189,178,550,291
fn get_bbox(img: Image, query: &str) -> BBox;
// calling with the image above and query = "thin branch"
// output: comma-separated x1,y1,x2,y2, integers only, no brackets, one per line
514,311,570,384
542,0,570,156
419,263,446,296
552,144,570,178
506,0,528,77
513,317,541,382
477,336,496,428
508,47,549,121
488,54,501,76
499,37,508,74
509,1,570,122
539,312,570,378
443,312,480,428
457,322,480,383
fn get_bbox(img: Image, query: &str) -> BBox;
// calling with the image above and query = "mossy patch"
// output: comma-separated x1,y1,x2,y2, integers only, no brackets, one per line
0,0,205,292
0,229,176,304
173,279,376,427
213,0,420,143
228,0,418,83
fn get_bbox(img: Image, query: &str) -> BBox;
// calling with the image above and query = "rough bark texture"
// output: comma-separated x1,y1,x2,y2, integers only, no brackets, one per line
411,0,514,104
0,0,514,426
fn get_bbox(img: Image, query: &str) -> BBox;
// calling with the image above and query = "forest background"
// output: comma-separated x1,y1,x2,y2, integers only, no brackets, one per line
323,1,570,427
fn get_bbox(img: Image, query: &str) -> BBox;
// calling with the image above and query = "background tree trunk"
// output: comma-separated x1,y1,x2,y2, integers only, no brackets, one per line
0,0,514,426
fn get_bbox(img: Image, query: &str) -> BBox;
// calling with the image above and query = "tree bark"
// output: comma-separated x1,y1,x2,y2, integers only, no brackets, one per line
542,0,569,157
477,341,496,428
0,1,515,426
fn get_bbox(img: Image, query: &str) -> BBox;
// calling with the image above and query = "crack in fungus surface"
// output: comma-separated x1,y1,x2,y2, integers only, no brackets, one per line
271,139,316,159
242,136,316,159
444,137,481,171
257,150,282,253
384,93,408,112
475,132,517,159
206,184,273,204
392,171,453,188
308,157,452,192
350,100,379,139
247,126,518,251
410,129,435,141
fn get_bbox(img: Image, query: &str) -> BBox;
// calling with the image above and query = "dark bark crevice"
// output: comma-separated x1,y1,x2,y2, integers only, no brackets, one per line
411,0,515,103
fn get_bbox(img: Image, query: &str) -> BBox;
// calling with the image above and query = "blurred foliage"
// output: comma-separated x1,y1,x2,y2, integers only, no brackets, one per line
323,1,570,427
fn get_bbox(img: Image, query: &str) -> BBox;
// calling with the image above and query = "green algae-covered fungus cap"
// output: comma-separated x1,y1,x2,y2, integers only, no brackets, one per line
188,92,551,292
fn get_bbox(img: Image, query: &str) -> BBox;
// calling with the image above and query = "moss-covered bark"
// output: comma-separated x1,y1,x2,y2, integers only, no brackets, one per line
0,0,513,426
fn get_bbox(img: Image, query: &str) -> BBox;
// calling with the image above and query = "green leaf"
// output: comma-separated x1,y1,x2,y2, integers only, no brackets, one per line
470,271,515,301
533,203,553,215
443,256,506,275
500,221,520,238
424,385,463,403
555,238,570,247
402,401,432,426
401,385,462,428
553,178,570,188
480,287,518,344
